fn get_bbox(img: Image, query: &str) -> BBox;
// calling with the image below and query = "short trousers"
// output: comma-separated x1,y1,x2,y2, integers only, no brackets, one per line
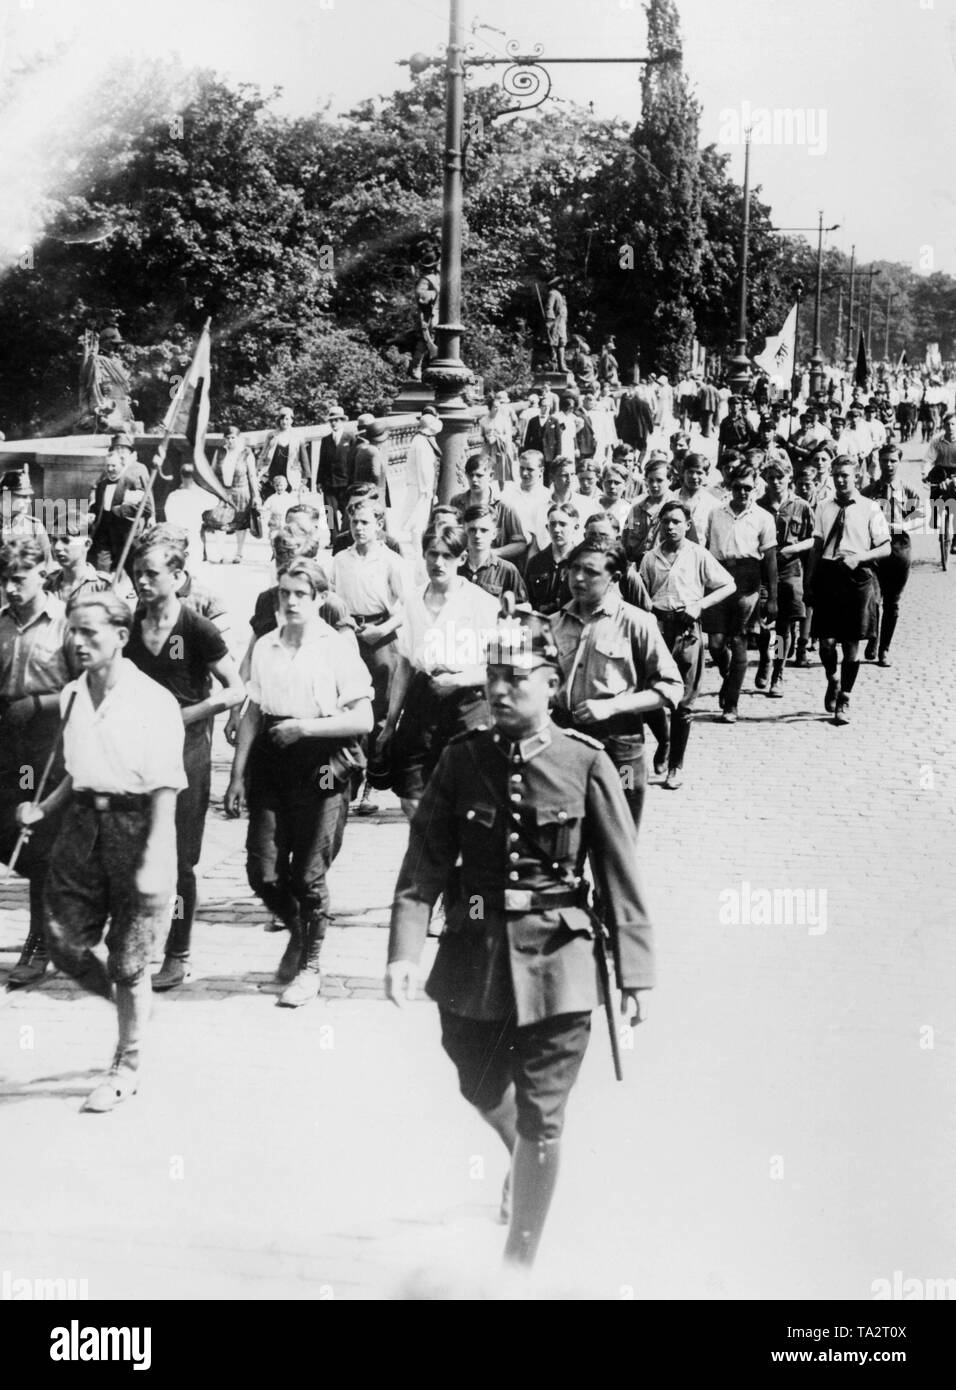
810,560,879,643
439,1007,591,1141
44,802,175,984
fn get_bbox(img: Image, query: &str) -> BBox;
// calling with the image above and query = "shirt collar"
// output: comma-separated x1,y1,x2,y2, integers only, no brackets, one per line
0,592,62,630
492,724,552,763
565,587,621,622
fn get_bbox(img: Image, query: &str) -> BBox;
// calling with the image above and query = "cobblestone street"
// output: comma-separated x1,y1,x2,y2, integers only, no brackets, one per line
2,444,955,1300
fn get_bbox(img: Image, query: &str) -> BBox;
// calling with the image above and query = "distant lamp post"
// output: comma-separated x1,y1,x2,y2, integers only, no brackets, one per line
769,212,839,400
726,128,753,393
790,280,805,407
884,289,894,362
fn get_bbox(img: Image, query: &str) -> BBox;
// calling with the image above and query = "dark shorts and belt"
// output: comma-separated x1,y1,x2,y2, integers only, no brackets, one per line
701,557,761,636
810,559,879,643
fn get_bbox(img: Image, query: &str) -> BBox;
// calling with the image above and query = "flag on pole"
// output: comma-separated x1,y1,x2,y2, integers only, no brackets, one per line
855,331,868,389
752,303,798,380
171,321,230,502
896,349,908,370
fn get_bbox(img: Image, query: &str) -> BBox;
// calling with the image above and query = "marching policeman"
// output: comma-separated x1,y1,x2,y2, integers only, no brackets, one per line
386,606,656,1269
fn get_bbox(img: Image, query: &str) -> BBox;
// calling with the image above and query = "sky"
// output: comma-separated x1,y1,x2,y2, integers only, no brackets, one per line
2,0,956,273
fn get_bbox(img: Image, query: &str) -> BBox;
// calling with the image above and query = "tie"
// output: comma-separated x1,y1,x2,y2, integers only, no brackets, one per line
823,500,852,558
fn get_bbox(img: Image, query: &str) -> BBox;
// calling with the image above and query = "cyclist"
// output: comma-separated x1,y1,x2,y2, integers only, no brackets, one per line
924,411,956,559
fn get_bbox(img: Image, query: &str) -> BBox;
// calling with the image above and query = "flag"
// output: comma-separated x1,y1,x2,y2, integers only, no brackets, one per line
896,350,908,371
855,331,868,388
753,303,797,380
168,321,230,502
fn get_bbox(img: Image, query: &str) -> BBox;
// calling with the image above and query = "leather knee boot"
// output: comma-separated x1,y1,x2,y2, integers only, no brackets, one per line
503,1136,561,1268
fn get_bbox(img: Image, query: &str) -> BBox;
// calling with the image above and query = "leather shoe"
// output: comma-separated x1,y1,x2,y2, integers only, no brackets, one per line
82,1058,138,1113
151,955,191,992
754,658,770,689
278,970,321,1007
652,743,669,777
877,651,892,667
794,646,809,668
833,694,851,725
664,767,683,790
720,707,738,724
824,679,840,713
275,930,303,985
7,935,50,989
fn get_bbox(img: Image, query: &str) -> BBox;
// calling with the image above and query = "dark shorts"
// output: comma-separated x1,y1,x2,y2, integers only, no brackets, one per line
810,560,879,643
759,572,805,628
44,802,175,985
390,672,489,802
701,557,762,637
439,1008,591,1141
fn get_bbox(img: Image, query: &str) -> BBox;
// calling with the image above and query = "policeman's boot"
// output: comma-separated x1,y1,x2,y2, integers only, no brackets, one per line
503,1137,561,1268
6,926,51,990
274,908,303,986
278,910,324,1007
82,976,151,1113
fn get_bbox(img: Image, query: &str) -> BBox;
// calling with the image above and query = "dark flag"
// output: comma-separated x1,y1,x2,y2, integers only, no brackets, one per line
897,349,908,370
171,322,230,502
855,331,868,389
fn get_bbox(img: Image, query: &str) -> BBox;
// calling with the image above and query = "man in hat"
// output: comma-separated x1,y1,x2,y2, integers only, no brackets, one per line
717,397,750,463
88,435,152,573
316,404,353,534
862,444,923,665
350,418,391,500
386,604,655,1268
544,277,568,373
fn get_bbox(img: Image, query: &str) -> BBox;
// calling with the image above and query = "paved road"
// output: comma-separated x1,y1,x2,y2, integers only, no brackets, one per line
2,439,955,1300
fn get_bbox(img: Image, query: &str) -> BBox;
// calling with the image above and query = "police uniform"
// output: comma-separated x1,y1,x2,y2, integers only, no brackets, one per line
388,609,655,1264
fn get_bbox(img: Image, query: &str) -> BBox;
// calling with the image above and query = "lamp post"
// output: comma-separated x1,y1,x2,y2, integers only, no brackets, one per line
399,7,679,500
726,128,753,393
865,267,880,361
884,289,894,362
844,245,855,368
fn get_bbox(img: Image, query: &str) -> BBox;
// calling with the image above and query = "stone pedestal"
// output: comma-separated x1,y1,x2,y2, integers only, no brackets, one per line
390,378,435,414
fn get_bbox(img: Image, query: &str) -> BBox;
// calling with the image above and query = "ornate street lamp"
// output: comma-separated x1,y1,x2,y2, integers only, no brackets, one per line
400,4,679,500
725,128,753,393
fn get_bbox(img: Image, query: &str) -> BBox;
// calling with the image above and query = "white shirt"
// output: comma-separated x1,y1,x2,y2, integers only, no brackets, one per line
552,487,603,527
397,577,500,673
61,660,187,795
163,486,216,565
332,543,407,618
813,494,890,560
249,620,373,718
677,487,721,543
501,482,552,551
705,501,776,561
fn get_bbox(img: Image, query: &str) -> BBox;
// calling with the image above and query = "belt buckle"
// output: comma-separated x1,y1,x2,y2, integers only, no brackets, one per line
504,889,533,912
93,794,110,812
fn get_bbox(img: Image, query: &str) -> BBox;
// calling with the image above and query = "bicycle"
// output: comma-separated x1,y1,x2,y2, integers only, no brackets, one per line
941,501,952,572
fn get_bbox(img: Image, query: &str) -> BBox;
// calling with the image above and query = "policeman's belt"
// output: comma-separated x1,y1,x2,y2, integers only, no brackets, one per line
74,790,151,812
477,887,585,913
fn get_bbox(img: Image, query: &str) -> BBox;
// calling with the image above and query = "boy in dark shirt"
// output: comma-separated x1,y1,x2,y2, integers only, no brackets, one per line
127,538,244,990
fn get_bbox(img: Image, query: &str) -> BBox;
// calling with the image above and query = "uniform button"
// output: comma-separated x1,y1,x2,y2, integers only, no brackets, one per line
510,793,521,803
557,811,567,821
509,871,519,881
509,833,519,844
509,852,519,862
510,773,522,783
466,810,475,820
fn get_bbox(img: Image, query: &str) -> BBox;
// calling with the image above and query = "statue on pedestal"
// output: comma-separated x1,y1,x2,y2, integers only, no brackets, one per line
543,276,568,373
79,321,134,432
409,242,441,382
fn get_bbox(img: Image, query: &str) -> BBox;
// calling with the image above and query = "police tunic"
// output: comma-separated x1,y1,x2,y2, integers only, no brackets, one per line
389,721,655,1027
